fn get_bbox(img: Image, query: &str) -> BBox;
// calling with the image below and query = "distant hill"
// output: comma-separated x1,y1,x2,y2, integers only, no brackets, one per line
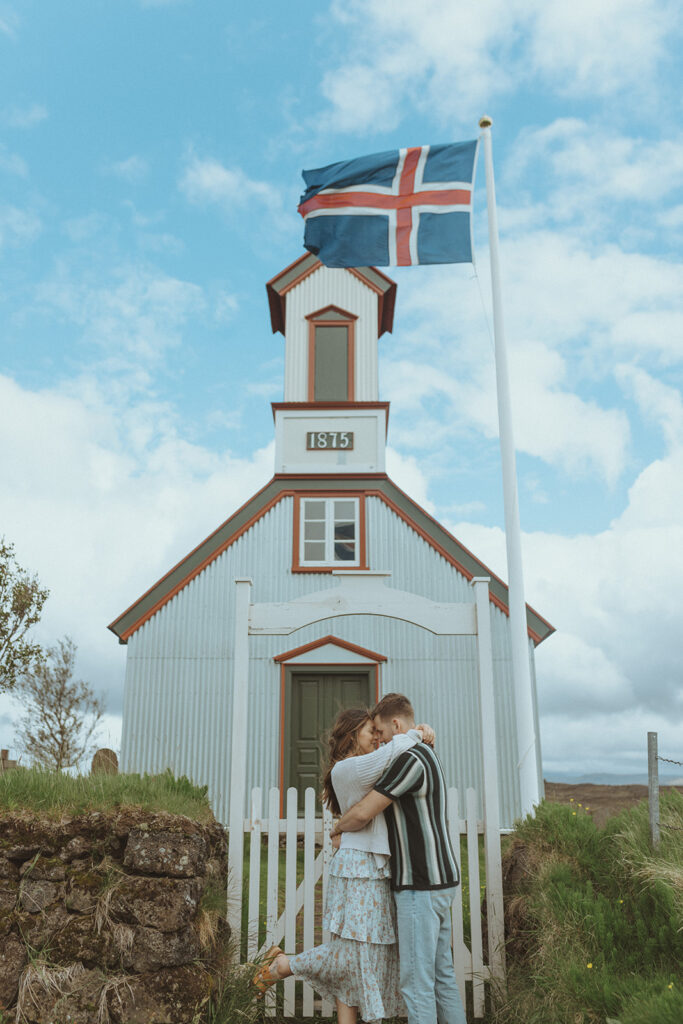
545,770,683,786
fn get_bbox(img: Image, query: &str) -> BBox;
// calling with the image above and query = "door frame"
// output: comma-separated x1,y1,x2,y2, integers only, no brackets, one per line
278,659,381,813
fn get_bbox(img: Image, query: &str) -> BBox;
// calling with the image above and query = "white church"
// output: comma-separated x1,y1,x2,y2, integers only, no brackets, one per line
109,253,553,828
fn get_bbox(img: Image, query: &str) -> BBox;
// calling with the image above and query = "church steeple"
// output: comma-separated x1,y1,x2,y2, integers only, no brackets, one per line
267,254,396,475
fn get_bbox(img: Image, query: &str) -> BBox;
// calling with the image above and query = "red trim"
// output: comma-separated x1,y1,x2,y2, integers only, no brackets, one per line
274,634,387,664
279,664,286,816
266,254,319,335
292,492,368,573
266,255,396,337
305,304,358,322
346,267,397,337
274,472,388,480
113,476,553,644
278,660,380,808
272,403,389,411
307,310,356,402
359,493,367,568
348,264,396,291
266,252,317,291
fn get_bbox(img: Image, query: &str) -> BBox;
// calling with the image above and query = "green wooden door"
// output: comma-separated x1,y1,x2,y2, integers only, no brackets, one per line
286,670,372,810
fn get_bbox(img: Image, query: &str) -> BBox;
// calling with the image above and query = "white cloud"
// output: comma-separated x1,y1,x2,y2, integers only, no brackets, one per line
528,0,675,98
0,145,27,176
106,155,149,182
35,265,205,366
0,371,276,750
137,231,184,256
508,341,629,485
63,213,110,242
509,119,683,226
445,424,683,774
616,365,683,450
658,204,683,228
0,205,41,247
180,154,285,219
320,0,680,132
0,8,19,40
386,447,436,514
1,102,47,128
382,260,634,483
214,290,239,323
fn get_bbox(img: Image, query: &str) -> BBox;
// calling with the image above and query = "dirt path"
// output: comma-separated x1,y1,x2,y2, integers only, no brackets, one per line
544,780,683,828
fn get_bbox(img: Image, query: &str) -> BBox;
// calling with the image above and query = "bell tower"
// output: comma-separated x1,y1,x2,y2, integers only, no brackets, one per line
267,253,396,475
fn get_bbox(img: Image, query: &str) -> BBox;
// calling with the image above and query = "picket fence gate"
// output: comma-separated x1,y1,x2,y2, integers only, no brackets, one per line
231,783,505,1020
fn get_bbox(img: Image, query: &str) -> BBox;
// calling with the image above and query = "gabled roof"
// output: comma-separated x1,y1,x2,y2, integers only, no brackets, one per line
273,635,387,664
108,474,555,647
266,253,396,337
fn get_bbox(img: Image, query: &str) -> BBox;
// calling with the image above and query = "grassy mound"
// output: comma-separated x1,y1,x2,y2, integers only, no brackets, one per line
0,766,214,821
492,792,683,1024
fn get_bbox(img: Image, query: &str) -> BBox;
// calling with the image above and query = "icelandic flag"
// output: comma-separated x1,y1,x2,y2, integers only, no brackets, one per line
298,140,479,268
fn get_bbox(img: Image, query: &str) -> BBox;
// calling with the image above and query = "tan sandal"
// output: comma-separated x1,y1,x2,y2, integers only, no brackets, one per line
252,946,284,996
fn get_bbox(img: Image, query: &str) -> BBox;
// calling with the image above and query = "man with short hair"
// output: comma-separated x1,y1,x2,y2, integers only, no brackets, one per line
330,692,467,1024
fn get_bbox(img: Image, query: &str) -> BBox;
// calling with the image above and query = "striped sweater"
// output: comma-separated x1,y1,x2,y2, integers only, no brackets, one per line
374,742,460,891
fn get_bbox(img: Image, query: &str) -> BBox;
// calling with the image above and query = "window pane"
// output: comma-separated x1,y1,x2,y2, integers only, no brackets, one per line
314,326,349,401
334,500,355,520
304,500,325,520
334,541,356,561
334,522,355,541
304,521,325,540
304,542,326,561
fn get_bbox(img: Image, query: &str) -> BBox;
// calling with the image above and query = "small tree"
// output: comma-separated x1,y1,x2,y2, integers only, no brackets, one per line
15,636,105,771
0,538,49,693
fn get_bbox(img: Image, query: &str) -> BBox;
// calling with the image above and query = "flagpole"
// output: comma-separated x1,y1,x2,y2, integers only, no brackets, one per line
478,115,541,817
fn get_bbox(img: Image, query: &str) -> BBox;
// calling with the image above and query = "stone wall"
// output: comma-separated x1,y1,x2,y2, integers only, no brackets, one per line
0,807,229,1023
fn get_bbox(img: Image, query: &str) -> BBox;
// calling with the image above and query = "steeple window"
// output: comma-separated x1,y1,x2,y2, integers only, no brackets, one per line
307,307,357,402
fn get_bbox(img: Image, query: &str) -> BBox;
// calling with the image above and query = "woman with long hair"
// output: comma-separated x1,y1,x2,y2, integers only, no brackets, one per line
253,705,432,1024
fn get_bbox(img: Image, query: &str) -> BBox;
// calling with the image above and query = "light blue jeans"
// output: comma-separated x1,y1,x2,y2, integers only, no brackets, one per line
394,887,467,1024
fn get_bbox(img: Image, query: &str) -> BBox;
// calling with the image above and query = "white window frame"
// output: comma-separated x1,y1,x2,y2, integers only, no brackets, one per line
299,496,360,568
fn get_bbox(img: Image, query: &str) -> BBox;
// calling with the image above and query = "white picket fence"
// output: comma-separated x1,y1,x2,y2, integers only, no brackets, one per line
231,784,505,1020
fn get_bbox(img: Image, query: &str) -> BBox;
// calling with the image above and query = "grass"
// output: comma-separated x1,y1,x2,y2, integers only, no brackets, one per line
0,766,215,821
10,767,678,1022
488,791,683,1024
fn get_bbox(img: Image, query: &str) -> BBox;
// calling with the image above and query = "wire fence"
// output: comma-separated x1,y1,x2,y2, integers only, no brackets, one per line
648,733,683,842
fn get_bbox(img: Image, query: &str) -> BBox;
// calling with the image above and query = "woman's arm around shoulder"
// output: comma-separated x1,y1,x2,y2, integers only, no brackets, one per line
352,729,423,789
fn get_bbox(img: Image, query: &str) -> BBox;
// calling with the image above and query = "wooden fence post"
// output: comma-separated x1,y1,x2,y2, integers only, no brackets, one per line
648,731,660,848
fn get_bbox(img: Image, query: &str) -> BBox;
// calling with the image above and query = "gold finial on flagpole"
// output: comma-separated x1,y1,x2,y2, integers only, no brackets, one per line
479,115,493,128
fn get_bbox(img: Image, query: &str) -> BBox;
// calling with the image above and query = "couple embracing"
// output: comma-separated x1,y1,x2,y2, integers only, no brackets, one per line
254,692,467,1024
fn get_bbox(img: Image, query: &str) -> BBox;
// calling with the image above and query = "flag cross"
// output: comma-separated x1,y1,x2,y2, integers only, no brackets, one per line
298,146,473,266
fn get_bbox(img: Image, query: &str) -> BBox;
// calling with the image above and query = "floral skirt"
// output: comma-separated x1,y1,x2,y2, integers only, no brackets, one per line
288,849,405,1023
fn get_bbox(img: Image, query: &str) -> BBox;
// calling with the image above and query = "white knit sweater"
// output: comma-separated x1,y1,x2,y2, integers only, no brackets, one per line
330,730,421,855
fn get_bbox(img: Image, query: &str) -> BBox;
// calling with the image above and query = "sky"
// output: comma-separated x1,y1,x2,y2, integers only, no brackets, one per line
1,0,682,783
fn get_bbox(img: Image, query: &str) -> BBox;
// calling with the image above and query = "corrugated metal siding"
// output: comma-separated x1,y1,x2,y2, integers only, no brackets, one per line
121,495,539,827
284,268,379,401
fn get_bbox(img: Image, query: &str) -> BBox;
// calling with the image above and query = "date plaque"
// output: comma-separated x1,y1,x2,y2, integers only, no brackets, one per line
306,431,354,450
